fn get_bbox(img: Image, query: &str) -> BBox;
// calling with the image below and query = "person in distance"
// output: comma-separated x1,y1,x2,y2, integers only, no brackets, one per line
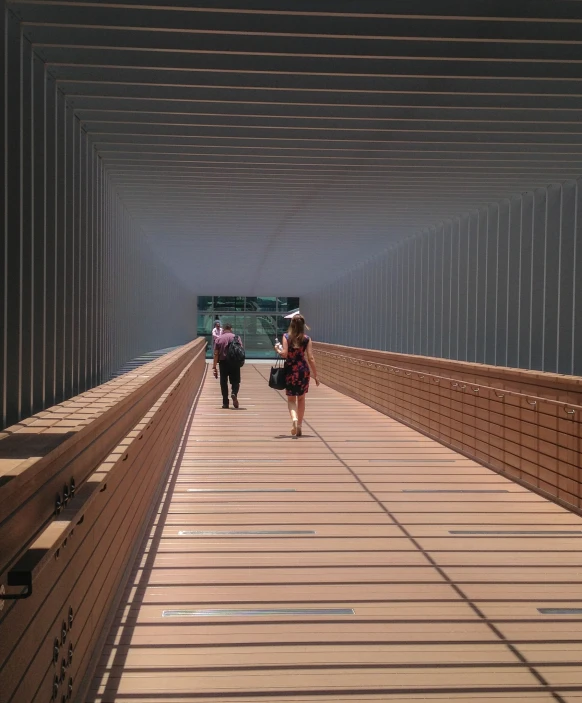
211,319,222,350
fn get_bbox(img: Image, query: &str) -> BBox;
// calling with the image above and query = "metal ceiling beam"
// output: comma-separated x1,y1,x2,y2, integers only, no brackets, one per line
7,0,581,295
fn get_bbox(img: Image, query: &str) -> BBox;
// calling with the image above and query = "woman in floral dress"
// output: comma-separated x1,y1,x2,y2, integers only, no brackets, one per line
275,315,320,437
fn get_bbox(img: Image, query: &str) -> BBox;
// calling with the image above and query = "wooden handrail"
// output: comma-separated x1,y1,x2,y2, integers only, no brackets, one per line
315,349,582,414
0,339,208,703
4,348,203,599
0,339,206,598
313,342,582,517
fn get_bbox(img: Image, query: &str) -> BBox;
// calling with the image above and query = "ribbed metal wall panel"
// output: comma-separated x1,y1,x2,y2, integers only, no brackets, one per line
303,179,582,376
0,6,195,430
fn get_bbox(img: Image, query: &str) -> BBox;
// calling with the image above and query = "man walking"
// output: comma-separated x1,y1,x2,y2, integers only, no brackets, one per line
213,323,243,409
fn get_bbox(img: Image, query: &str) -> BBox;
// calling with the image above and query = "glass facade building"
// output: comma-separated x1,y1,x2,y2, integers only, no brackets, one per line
198,297,300,358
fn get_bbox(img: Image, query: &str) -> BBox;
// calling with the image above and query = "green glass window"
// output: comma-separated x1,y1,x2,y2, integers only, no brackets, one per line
277,315,289,339
197,296,213,312
197,297,299,358
197,314,214,336
277,297,299,312
197,314,214,357
257,296,276,312
213,296,239,312
244,297,276,312
242,315,277,357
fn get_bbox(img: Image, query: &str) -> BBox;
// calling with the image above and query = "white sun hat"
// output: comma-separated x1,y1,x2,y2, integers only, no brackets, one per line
284,308,300,319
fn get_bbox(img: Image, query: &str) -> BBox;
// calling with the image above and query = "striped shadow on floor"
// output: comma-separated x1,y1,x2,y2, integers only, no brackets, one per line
89,364,582,703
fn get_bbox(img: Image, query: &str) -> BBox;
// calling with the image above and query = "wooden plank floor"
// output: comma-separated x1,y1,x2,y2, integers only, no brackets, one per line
88,364,582,703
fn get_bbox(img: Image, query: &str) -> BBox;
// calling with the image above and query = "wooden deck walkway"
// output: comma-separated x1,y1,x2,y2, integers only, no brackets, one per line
89,364,582,702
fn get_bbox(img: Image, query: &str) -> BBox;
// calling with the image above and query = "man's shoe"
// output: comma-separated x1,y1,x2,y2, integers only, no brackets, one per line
221,404,229,409
232,393,239,409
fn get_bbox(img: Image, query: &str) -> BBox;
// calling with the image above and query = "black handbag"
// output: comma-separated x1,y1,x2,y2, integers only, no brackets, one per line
269,357,287,390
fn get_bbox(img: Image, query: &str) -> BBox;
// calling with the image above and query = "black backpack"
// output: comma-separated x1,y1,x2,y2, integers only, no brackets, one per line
227,335,245,367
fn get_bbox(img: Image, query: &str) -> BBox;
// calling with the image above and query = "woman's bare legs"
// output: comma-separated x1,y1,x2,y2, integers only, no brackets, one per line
287,397,298,422
287,396,298,435
297,395,306,426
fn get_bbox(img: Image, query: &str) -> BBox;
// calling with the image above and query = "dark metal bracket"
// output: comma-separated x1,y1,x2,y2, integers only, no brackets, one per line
0,574,32,600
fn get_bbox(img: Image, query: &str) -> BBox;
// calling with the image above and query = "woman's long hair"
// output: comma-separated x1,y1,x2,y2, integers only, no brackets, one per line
287,314,309,348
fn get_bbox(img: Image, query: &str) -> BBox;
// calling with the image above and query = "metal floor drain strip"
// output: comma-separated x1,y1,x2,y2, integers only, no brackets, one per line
403,489,509,494
344,439,419,443
182,459,283,463
538,608,582,615
450,530,582,535
178,530,316,535
162,608,355,617
186,488,296,493
368,460,452,463
190,439,275,443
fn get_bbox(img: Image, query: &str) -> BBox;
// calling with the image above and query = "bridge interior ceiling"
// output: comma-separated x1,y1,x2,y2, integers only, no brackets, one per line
9,0,582,295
